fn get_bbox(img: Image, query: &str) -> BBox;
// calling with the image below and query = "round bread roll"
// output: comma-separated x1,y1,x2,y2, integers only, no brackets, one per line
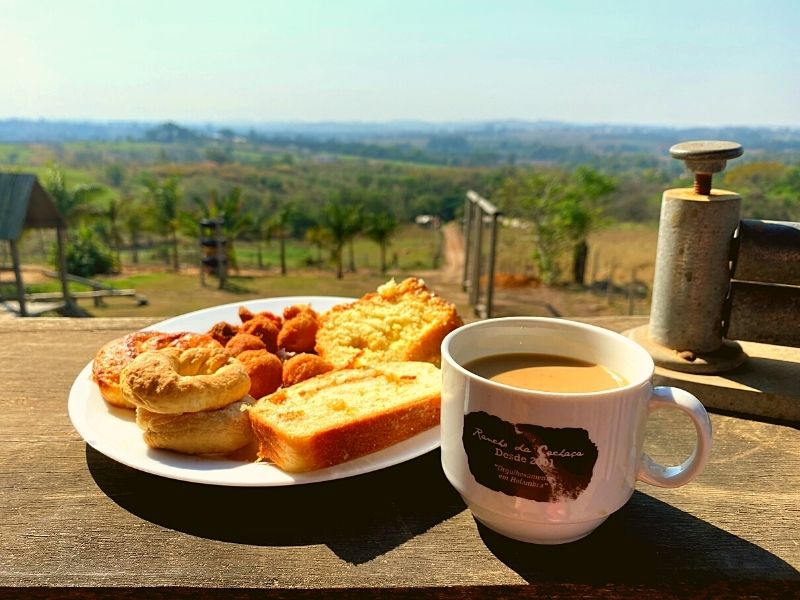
93,331,222,409
135,400,254,455
121,346,250,414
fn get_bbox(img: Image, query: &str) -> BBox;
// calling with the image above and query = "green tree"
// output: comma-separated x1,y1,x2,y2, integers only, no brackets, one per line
121,196,148,265
266,201,297,276
99,196,123,267
304,225,330,268
104,163,125,188
144,176,183,272
321,195,362,279
495,166,614,285
44,167,105,226
722,162,799,221
364,210,399,275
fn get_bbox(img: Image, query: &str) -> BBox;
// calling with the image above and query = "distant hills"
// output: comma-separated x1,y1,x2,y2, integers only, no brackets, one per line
2,118,799,169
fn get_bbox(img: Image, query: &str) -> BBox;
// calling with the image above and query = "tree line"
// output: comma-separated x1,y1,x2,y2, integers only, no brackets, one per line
27,146,800,286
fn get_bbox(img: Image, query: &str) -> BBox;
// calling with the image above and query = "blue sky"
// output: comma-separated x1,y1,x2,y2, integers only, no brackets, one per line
1,0,798,126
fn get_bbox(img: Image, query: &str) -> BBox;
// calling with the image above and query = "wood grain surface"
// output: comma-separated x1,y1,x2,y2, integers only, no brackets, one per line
0,317,798,598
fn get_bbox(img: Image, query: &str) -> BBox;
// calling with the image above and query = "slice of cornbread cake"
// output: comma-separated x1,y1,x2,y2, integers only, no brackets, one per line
314,277,463,369
247,361,441,472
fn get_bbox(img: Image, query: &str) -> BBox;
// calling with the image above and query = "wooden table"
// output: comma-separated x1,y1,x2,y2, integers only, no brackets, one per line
1,317,798,598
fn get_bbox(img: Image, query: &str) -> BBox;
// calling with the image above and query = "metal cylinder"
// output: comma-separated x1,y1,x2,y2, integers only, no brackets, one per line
733,220,800,286
726,281,800,347
649,188,741,352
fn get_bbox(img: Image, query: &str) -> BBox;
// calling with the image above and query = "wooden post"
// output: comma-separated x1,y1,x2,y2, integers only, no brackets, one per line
470,209,484,309
56,226,75,314
461,197,473,292
590,250,600,289
485,213,500,318
628,267,637,315
606,261,617,303
9,240,26,317
216,221,224,289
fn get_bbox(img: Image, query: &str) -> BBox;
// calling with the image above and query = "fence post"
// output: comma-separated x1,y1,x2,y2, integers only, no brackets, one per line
464,191,502,319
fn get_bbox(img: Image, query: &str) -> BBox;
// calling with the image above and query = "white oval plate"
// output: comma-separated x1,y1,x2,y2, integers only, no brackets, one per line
68,296,441,487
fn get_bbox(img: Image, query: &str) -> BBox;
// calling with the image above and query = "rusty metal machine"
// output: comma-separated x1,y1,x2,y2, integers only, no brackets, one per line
627,140,800,374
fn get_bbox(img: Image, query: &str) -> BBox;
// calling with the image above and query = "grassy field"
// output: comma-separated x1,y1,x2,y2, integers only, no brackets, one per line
6,222,658,320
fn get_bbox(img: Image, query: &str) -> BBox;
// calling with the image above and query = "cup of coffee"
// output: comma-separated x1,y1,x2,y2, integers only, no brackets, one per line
440,317,712,544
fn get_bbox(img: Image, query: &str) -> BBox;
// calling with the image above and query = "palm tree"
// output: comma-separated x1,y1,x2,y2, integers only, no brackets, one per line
44,167,104,226
268,202,295,276
364,210,399,275
145,176,182,272
102,197,123,267
321,198,361,279
304,225,329,268
121,196,148,265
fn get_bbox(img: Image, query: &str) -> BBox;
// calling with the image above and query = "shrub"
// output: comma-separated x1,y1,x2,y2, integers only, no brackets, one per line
53,227,117,277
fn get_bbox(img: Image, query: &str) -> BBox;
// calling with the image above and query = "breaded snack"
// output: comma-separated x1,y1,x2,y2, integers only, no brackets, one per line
93,331,221,409
278,304,319,353
247,361,441,472
238,306,256,322
136,400,254,455
207,321,239,346
315,278,462,369
121,347,250,414
238,306,282,325
236,349,283,399
281,353,334,387
225,333,266,356
239,317,280,353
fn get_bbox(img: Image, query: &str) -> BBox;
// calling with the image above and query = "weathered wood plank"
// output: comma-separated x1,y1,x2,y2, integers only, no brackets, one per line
0,317,797,597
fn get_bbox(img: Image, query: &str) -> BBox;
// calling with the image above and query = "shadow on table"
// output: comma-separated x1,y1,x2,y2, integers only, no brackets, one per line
86,446,464,565
477,490,800,585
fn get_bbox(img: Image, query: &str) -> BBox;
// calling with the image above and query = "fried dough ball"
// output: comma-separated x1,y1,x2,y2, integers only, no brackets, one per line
225,333,266,356
278,304,319,353
282,353,334,387
207,321,239,346
236,349,283,399
239,306,282,326
240,316,280,353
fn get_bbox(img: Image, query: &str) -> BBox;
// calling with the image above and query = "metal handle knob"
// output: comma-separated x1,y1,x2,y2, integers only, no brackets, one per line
669,140,743,195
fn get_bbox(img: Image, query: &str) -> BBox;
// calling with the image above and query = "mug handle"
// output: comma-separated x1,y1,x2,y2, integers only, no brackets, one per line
637,386,713,488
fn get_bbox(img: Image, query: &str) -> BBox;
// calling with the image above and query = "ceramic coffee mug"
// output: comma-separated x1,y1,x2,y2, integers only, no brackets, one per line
440,317,712,544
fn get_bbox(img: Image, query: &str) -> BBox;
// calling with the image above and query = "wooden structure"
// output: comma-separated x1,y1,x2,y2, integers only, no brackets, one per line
199,218,227,289
462,190,501,318
0,173,74,316
0,315,796,598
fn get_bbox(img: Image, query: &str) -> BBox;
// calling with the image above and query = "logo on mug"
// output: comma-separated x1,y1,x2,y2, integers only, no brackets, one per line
463,411,598,502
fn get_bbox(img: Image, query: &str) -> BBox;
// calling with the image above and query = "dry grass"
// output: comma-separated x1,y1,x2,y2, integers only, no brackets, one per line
492,222,658,288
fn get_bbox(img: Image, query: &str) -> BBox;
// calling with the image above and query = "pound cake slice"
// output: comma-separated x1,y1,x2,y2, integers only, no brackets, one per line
247,361,441,472
314,277,462,369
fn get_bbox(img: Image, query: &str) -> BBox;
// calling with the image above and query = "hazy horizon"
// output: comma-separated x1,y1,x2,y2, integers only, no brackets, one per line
2,1,798,128
4,117,800,132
